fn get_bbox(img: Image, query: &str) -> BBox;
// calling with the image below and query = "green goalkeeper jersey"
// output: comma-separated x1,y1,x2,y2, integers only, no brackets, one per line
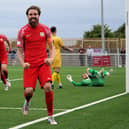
72,78,92,86
88,68,105,86
91,76,104,86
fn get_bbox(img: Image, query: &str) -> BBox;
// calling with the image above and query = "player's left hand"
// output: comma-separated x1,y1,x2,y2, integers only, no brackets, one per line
44,58,53,65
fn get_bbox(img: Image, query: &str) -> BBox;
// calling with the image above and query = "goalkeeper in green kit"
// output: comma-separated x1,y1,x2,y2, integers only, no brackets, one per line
67,68,113,87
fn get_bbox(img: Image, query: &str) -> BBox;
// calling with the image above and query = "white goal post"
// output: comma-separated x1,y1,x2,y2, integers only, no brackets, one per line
125,0,129,93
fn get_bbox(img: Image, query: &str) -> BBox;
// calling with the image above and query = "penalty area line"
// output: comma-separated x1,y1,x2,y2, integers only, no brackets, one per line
0,107,67,111
9,92,127,129
0,78,23,83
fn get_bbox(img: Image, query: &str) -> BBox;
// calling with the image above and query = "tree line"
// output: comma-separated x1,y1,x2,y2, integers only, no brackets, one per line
83,23,125,38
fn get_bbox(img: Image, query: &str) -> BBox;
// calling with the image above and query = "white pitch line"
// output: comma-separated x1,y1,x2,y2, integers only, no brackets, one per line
7,69,23,71
0,107,67,111
9,92,127,129
0,78,23,83
9,78,23,82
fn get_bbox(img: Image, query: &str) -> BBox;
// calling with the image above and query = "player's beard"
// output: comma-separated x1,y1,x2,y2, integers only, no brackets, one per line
29,17,39,28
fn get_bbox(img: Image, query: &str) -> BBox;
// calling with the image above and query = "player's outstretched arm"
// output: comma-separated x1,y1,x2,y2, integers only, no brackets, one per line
71,81,83,86
66,74,83,86
62,46,74,52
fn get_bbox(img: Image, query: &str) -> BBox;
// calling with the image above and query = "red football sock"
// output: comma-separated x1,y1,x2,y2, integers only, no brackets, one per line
1,74,7,84
3,70,8,79
45,90,53,116
24,91,33,103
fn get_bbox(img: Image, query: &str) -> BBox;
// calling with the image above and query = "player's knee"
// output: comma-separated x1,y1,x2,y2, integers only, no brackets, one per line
54,68,60,73
25,87,33,94
1,64,7,71
44,82,52,92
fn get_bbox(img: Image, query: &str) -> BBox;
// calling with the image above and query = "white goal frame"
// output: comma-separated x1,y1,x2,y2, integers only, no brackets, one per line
126,0,129,93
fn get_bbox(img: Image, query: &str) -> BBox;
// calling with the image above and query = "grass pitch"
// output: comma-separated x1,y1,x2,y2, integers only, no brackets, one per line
0,66,128,129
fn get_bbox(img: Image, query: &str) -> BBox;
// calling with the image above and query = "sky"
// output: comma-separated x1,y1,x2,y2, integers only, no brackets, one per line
0,0,125,39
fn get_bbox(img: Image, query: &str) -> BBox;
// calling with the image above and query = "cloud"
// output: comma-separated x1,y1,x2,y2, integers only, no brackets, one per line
0,0,125,38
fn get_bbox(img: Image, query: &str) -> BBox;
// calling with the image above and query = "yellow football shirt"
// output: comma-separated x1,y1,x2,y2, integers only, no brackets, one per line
52,36,64,68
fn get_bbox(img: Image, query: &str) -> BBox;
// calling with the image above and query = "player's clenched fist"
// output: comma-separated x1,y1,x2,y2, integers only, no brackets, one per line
23,63,30,69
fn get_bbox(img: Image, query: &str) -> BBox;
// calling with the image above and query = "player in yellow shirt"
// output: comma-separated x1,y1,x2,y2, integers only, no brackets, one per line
50,26,73,88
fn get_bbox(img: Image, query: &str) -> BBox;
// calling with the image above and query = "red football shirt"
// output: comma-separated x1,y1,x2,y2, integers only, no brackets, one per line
0,36,7,63
0,34,8,41
17,23,52,67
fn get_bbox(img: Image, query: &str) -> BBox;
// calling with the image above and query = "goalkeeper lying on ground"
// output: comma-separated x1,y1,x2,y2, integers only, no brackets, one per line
86,67,113,86
67,68,113,87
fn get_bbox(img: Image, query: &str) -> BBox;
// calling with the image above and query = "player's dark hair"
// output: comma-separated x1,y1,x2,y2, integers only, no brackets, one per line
50,26,56,33
26,5,41,16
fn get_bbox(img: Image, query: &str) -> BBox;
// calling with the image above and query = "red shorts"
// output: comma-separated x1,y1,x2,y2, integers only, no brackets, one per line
23,64,52,89
0,57,8,65
0,59,8,73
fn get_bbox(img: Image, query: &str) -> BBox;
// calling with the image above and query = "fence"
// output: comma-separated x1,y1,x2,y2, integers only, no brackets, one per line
8,38,126,67
8,53,125,67
9,38,125,49
62,38,125,53
61,53,125,67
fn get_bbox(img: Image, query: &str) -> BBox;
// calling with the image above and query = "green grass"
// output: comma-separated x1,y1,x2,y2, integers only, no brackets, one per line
0,66,127,129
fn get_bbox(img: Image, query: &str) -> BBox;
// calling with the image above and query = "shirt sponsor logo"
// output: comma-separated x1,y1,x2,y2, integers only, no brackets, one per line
40,32,44,37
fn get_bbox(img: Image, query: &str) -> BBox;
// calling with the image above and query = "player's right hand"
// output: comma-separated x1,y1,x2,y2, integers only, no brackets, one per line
23,63,30,69
44,58,53,66
69,48,74,52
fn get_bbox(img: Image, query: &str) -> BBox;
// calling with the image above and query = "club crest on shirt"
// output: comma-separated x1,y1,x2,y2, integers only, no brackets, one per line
26,34,30,38
40,32,44,37
0,38,3,42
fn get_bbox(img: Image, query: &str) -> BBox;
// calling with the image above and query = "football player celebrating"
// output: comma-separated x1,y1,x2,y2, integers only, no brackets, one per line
17,6,57,125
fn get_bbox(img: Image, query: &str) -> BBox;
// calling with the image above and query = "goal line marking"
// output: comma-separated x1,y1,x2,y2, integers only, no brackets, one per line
9,92,127,129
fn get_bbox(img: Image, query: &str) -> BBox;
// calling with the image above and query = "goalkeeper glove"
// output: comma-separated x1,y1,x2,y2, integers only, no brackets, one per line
66,74,73,82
